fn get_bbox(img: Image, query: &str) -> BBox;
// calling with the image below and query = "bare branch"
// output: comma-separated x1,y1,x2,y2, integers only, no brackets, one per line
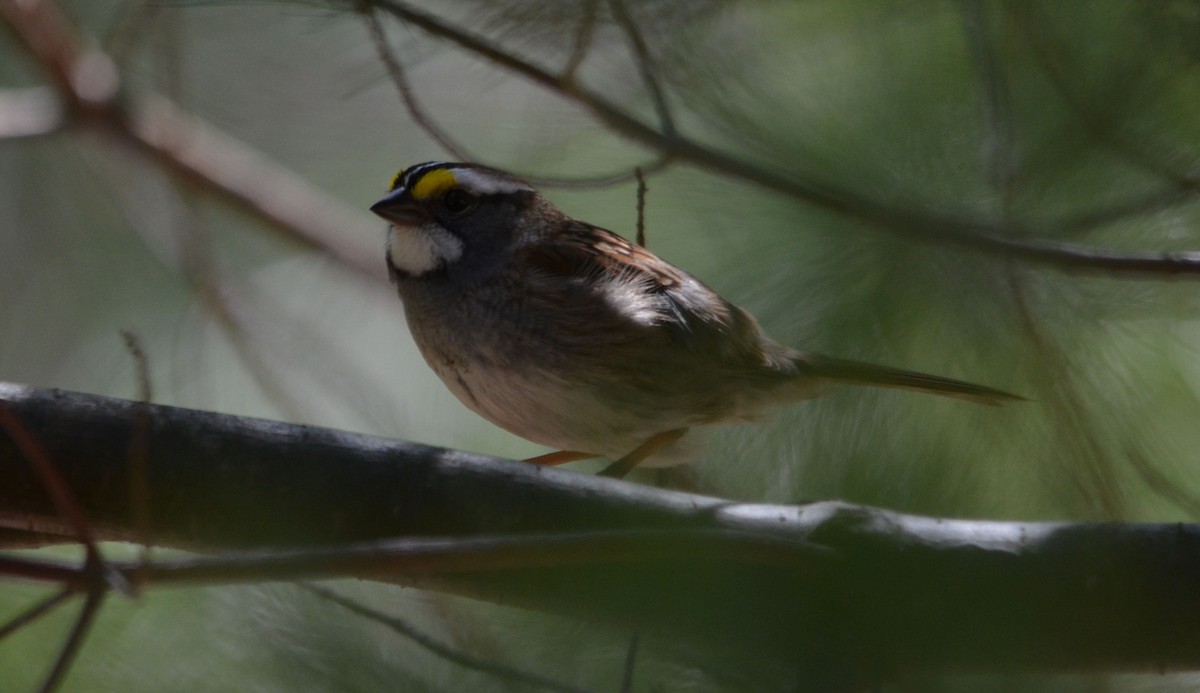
89,148,316,422
963,3,1129,521
635,166,647,247
961,0,1018,207
5,384,1200,684
562,0,599,82
607,0,675,137
122,96,384,280
1127,447,1200,519
300,583,593,693
37,580,104,693
120,331,154,574
1008,2,1200,206
619,633,639,693
1061,186,1197,235
362,0,669,190
362,5,474,161
0,406,101,560
369,0,1200,278
522,155,671,190
0,0,384,282
0,588,73,640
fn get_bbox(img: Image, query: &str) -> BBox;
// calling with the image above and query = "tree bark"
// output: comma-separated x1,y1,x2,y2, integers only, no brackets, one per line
1,382,1198,688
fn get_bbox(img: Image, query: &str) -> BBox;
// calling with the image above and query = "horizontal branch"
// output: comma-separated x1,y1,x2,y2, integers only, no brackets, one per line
1,383,1200,687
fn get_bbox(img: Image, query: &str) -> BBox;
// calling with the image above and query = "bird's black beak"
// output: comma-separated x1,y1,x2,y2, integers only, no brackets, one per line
370,188,428,226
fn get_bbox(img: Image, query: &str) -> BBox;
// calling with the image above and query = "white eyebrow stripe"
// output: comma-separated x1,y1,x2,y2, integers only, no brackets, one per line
451,167,533,195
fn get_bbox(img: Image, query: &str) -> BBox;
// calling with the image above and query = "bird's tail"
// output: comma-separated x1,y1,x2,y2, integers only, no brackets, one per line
797,353,1023,406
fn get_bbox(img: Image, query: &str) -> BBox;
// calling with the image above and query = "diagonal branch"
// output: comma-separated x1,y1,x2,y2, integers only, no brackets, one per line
370,0,1200,278
1008,4,1200,194
0,0,384,282
607,0,676,137
562,0,599,82
0,588,73,640
300,583,593,693
362,0,668,191
362,5,474,161
36,574,105,693
120,96,384,281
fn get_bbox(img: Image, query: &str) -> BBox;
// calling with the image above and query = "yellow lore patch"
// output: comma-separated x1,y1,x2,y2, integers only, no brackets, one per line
411,168,457,200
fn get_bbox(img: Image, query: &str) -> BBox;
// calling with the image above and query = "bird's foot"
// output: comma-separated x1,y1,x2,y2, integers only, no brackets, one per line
599,428,688,479
524,450,595,466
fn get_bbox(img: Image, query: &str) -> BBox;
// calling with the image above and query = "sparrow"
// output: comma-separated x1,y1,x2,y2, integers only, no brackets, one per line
371,162,1019,477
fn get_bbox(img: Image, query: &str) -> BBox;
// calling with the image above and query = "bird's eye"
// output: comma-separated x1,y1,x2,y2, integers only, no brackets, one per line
442,188,475,216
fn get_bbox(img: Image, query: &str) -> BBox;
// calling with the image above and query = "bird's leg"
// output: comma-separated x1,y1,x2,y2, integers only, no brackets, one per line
599,428,688,479
525,450,595,466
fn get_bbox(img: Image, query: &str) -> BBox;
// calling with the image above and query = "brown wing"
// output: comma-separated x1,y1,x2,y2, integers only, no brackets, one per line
514,223,1019,413
517,221,793,373
519,221,687,295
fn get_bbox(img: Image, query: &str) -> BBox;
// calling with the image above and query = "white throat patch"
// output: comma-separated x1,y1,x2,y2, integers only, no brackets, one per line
388,222,464,276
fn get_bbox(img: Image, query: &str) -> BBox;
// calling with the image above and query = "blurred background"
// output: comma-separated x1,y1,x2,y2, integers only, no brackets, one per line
4,0,1200,690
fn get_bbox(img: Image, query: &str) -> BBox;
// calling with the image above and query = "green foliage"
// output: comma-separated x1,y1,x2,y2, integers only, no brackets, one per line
5,0,1200,690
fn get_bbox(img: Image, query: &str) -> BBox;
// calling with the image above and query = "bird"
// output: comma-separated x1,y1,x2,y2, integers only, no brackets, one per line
370,162,1020,478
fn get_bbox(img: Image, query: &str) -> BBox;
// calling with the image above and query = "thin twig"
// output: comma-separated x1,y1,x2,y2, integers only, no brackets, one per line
362,4,473,161
97,138,402,428
0,588,74,640
194,280,312,422
80,143,311,422
371,0,1200,278
961,0,1017,205
0,404,132,594
367,1,666,191
1061,186,1196,235
120,330,153,581
37,580,106,693
524,155,671,190
607,0,675,137
300,583,593,693
0,406,99,556
635,166,647,247
0,0,383,282
1002,268,1127,519
1006,3,1200,234
1127,447,1200,519
562,0,599,82
961,2,1127,520
619,633,640,693
120,331,153,405
122,96,384,281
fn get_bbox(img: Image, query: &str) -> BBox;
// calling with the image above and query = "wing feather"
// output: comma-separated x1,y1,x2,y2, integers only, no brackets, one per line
518,222,776,361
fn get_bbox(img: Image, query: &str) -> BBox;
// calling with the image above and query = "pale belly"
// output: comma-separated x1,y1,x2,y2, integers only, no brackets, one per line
396,277,793,466
428,356,704,465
